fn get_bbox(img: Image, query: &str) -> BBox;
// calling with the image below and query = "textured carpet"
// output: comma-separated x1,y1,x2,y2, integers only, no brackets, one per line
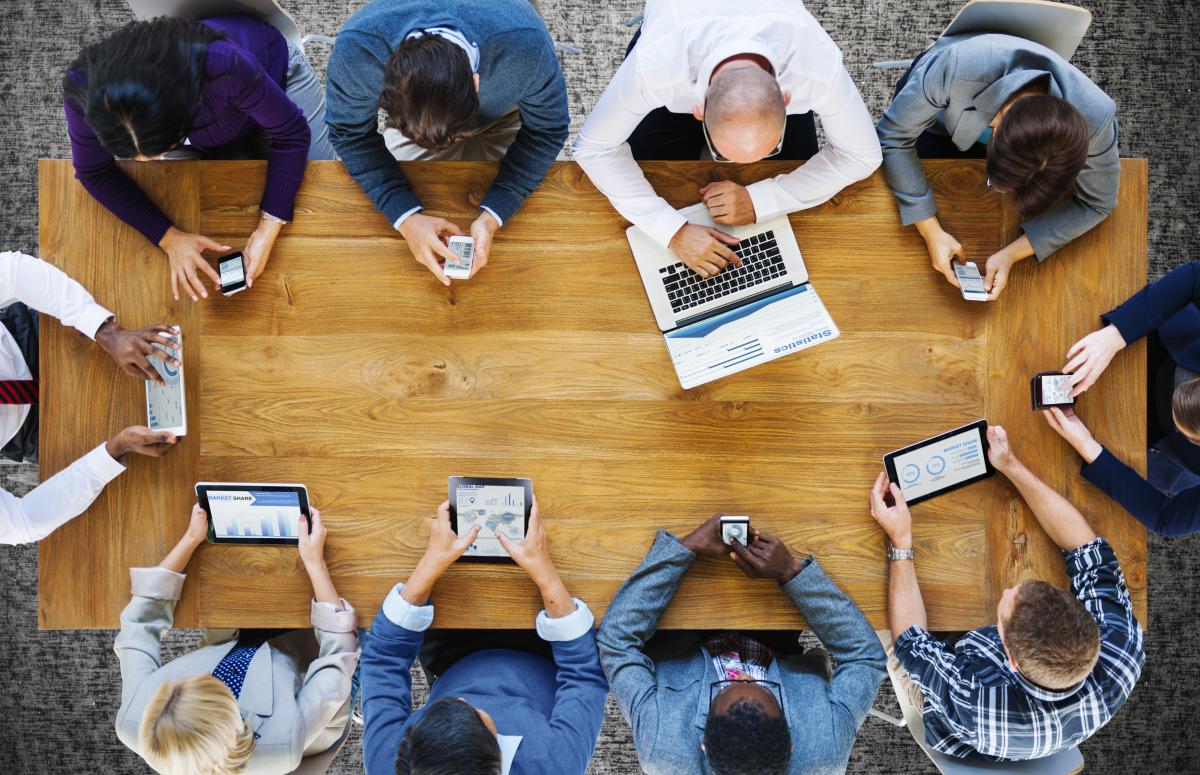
1,1,1198,773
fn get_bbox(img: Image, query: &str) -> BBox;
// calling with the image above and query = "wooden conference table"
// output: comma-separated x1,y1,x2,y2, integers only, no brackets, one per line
37,158,1148,630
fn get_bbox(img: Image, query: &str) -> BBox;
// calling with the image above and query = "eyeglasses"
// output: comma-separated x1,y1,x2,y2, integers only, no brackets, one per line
707,679,786,714
702,112,785,163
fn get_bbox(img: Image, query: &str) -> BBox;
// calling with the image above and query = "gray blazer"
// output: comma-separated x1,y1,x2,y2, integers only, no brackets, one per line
876,33,1120,260
597,531,886,775
114,567,360,774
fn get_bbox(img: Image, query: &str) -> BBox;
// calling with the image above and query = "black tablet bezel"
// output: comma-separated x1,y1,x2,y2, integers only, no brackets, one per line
447,476,533,563
196,482,311,545
883,420,994,506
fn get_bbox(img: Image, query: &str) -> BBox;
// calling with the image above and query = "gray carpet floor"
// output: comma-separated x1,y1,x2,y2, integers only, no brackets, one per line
0,1,1197,772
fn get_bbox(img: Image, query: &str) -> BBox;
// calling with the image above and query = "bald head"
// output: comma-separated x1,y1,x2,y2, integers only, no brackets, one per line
703,66,786,163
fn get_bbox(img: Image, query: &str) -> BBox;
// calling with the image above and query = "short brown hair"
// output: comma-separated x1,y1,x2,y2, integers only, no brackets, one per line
1003,581,1100,689
988,94,1090,218
1172,378,1200,435
380,33,479,153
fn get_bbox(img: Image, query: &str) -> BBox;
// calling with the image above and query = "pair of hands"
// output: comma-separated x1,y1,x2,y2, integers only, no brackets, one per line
158,217,282,301
175,504,332,580
1037,323,1129,461
398,211,499,286
418,497,558,583
869,426,1022,547
917,217,1026,300
680,513,805,583
668,181,755,279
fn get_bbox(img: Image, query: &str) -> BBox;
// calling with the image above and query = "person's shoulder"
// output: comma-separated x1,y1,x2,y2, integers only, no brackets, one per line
203,38,259,80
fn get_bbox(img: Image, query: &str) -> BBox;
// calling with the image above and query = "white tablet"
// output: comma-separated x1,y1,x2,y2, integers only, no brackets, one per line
146,326,186,435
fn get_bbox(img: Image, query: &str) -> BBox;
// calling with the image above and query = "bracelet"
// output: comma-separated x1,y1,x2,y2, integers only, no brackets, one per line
260,209,290,225
887,543,914,561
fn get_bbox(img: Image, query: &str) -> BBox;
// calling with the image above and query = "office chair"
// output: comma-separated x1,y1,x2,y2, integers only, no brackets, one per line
872,0,1093,69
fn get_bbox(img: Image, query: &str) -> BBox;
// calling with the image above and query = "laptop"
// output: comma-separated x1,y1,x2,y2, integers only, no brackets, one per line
627,203,839,388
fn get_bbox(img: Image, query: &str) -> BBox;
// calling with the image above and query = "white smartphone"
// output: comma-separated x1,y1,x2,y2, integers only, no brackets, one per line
445,236,474,280
145,326,186,436
953,261,989,302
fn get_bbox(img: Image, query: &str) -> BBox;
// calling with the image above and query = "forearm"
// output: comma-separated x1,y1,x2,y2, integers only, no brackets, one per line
1003,461,1098,549
534,570,576,619
399,556,443,606
306,561,342,607
158,534,203,574
887,557,927,635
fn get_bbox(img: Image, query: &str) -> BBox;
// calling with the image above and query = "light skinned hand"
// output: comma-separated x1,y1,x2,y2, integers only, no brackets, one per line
921,225,965,288
421,500,480,570
398,213,463,286
298,508,328,568
496,495,559,583
241,218,284,288
984,250,1015,300
699,181,756,226
184,504,210,546
1063,325,1127,397
94,321,179,384
1043,407,1103,463
668,223,742,279
158,226,228,301
869,471,913,549
985,425,1019,472
467,211,500,279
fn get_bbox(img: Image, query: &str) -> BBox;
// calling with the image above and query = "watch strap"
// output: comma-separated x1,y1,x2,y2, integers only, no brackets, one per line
887,544,914,561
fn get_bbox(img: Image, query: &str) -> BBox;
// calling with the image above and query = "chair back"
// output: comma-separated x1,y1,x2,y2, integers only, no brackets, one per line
941,0,1092,60
126,0,302,48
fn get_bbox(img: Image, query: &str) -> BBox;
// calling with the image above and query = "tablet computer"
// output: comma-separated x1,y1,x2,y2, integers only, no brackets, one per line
196,482,310,545
447,476,533,562
146,326,186,435
883,420,994,506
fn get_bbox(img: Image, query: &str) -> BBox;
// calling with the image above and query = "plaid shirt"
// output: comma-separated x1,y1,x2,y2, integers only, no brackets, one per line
705,634,776,682
894,537,1144,760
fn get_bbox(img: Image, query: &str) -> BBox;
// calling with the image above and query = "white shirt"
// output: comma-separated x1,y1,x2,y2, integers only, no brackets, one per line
0,251,125,545
572,0,883,248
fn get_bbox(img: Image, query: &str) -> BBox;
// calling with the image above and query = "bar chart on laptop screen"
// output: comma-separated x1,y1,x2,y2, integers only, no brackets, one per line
209,490,303,539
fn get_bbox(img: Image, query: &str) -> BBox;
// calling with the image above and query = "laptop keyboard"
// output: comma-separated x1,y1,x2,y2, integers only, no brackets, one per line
659,230,786,315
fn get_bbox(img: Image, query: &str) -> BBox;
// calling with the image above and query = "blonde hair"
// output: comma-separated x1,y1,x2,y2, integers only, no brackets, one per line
139,675,255,775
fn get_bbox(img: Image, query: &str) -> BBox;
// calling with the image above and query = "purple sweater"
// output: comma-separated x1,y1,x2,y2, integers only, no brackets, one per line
64,15,310,245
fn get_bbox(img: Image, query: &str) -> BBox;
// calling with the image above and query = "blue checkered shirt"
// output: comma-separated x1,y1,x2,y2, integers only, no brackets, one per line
894,537,1144,760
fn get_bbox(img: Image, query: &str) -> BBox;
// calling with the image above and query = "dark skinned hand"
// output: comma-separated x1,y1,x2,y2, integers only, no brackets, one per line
680,513,748,558
730,533,804,584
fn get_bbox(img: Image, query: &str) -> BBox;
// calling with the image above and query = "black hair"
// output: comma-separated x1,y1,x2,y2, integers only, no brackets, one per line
703,697,791,775
63,17,226,158
380,32,480,153
395,698,501,775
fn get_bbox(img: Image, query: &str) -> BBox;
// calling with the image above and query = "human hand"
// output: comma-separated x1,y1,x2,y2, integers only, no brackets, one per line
916,218,964,288
298,508,328,568
729,533,804,583
1043,407,1103,463
1063,325,1127,398
419,500,480,572
242,218,284,288
398,213,464,287
869,471,912,549
158,226,229,301
985,425,1021,474
183,503,210,547
467,211,500,279
94,321,179,384
680,513,753,558
496,496,560,585
984,250,1017,300
699,181,756,226
668,223,742,279
105,426,177,460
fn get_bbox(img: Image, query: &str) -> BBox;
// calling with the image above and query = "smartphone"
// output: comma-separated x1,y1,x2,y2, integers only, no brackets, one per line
720,515,750,546
1031,372,1075,410
218,252,247,296
953,261,989,302
445,236,474,280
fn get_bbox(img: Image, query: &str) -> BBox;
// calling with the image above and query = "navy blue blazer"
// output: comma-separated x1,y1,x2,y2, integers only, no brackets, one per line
1082,262,1200,535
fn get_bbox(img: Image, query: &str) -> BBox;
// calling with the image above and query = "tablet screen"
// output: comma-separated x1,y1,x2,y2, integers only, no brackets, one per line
208,488,304,541
891,424,988,502
454,483,526,557
146,330,185,434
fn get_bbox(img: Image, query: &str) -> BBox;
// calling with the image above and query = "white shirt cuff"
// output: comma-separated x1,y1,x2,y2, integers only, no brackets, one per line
480,206,504,228
82,443,128,483
647,208,690,250
76,305,115,340
535,598,594,642
392,206,425,231
745,179,782,223
382,582,435,631
130,566,186,600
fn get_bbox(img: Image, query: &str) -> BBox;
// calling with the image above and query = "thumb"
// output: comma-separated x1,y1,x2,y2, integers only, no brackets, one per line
709,228,740,246
461,525,482,549
495,529,514,551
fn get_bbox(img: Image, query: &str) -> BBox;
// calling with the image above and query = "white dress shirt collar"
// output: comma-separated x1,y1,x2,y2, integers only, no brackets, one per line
497,734,522,774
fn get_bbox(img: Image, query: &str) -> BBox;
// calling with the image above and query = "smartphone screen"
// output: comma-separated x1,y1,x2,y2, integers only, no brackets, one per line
954,262,988,300
219,254,247,295
1039,374,1075,406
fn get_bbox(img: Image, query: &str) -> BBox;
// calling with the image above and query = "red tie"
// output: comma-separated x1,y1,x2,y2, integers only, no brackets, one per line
0,380,38,405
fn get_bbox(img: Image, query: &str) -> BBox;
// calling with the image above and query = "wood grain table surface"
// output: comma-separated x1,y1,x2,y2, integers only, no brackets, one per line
36,158,1147,630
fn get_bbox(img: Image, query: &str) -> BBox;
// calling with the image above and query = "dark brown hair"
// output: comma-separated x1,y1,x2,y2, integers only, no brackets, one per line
988,94,1090,218
1003,581,1100,689
1172,378,1200,435
380,33,479,153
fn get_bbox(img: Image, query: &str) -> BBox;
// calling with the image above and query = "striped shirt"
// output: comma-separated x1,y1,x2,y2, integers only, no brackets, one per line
894,537,1144,760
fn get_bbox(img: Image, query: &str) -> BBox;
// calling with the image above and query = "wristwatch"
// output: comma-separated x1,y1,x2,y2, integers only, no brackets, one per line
887,544,914,561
